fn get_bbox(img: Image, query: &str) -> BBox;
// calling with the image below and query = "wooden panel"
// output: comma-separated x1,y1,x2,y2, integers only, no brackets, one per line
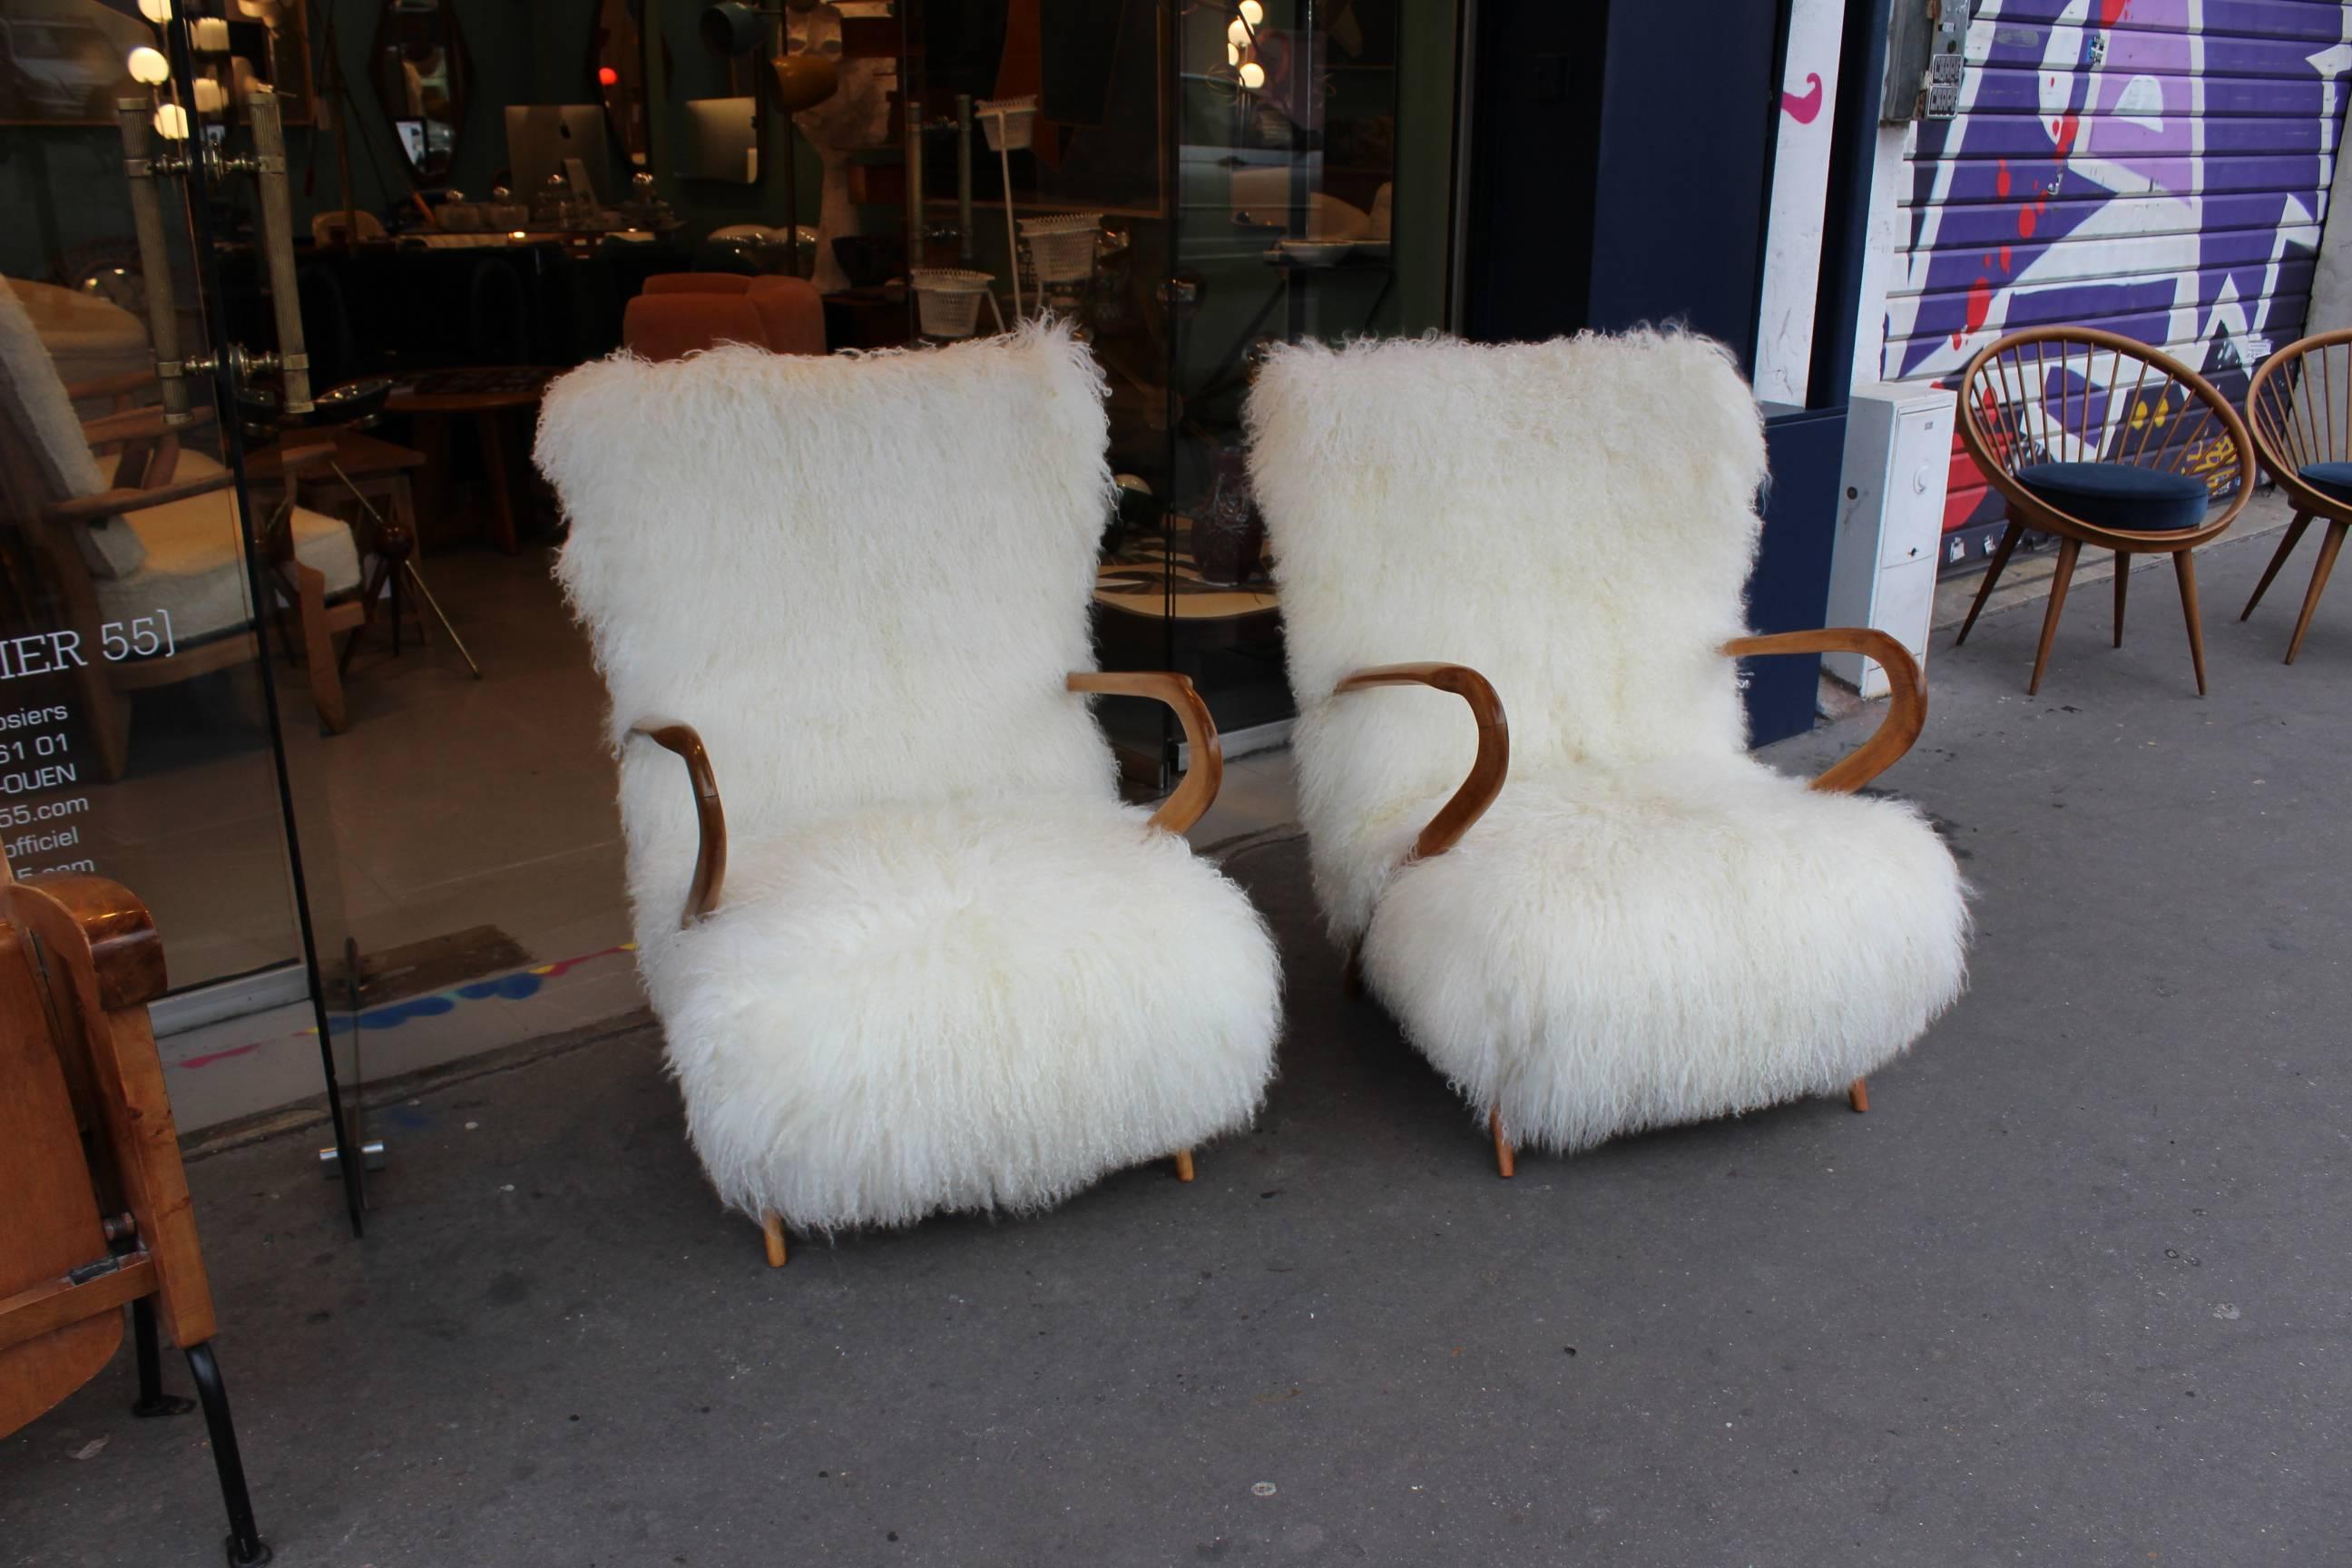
0,926,119,1438
6,875,215,1348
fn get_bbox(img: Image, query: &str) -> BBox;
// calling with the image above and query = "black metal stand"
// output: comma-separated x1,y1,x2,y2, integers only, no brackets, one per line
130,1298,197,1417
183,1342,271,1566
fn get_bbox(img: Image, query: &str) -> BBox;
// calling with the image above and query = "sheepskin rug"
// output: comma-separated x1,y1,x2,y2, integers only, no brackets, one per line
1245,330,1968,1154
537,323,1280,1232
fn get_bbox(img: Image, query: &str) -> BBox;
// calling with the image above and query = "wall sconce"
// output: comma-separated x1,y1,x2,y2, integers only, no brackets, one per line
1225,2,1266,98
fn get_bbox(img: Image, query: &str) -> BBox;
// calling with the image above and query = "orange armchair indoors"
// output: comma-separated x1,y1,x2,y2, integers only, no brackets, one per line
1,853,270,1563
623,273,827,361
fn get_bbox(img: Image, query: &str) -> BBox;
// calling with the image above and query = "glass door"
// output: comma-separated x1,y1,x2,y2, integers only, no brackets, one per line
1166,0,1400,744
0,0,365,1230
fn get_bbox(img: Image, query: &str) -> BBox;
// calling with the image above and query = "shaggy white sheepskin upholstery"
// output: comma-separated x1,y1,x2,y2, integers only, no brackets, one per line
537,323,1280,1231
1246,330,1967,1153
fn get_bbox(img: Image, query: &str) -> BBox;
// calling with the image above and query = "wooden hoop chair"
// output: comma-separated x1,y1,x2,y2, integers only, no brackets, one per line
1953,325,2255,695
2240,328,2352,663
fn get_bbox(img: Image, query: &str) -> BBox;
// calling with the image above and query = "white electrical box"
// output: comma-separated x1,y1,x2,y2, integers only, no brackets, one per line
1826,381,1953,699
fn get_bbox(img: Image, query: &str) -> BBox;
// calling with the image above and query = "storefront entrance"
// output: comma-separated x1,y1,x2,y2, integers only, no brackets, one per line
2,0,1456,1230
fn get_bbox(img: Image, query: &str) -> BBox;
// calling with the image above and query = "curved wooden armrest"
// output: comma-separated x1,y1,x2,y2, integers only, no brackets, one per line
626,719,728,928
82,403,212,450
3,871,166,1011
65,371,163,405
1067,671,1224,834
1331,662,1510,861
44,470,235,523
1724,628,1926,794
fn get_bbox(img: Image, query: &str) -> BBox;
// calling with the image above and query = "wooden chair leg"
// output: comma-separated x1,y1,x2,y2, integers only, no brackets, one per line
760,1210,787,1268
478,411,521,555
1955,519,2026,645
2285,518,2349,666
294,561,350,732
1490,1108,1515,1179
2112,550,2130,647
2173,549,2208,695
2028,535,2080,695
1172,1150,1196,1182
1848,1077,1869,1113
82,675,133,783
2242,512,2312,620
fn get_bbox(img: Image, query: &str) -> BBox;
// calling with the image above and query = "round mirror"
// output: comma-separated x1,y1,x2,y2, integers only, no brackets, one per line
371,0,469,184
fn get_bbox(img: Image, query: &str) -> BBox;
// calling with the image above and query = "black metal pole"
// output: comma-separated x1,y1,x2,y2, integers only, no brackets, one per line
162,7,367,1237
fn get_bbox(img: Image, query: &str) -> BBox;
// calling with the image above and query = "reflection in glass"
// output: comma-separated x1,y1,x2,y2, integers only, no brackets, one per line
371,0,467,182
0,274,309,991
593,0,649,170
0,0,145,123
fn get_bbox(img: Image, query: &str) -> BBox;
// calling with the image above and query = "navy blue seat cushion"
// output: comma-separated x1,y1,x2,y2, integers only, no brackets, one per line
2014,461,2210,532
2298,460,2352,505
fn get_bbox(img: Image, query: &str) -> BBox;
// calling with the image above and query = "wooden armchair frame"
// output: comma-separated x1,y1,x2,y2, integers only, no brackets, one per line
2240,328,2352,663
0,377,363,779
1952,325,2255,696
1,861,270,1564
622,668,1228,1268
1331,629,1926,1176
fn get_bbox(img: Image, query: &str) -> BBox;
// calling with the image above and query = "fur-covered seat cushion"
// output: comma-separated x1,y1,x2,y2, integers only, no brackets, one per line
1358,758,1965,1153
538,322,1281,1234
1246,329,1967,1155
653,799,1278,1231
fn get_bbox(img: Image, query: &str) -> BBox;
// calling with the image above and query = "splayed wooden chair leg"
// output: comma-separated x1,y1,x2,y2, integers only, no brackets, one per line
1490,1108,1515,1179
2173,549,2209,695
2027,536,2079,695
2285,518,2348,666
2112,550,2130,646
1955,520,2025,645
2242,512,2312,621
1847,1077,1869,1113
760,1210,788,1268
1173,1150,1196,1182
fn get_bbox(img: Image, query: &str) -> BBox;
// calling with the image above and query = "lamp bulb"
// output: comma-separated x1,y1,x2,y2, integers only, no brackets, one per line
1239,1,1264,24
1238,60,1266,90
1226,42,1240,65
127,45,170,84
1227,16,1250,46
152,102,190,139
138,0,172,22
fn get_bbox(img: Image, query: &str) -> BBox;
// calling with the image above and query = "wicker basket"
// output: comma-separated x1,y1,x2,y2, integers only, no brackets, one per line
910,269,999,338
1018,213,1102,285
976,95,1038,152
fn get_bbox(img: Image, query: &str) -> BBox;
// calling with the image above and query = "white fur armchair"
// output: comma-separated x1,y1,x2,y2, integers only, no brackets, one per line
537,324,1280,1260
1245,330,1968,1172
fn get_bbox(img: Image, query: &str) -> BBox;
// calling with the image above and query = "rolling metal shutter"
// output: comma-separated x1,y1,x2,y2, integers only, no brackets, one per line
1878,0,2352,565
